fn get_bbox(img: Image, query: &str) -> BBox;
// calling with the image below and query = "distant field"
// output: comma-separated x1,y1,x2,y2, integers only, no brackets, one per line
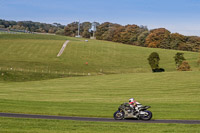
0,34,199,81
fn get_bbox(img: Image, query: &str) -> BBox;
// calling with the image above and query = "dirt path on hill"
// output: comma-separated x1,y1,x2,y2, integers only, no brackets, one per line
0,113,200,124
57,40,69,57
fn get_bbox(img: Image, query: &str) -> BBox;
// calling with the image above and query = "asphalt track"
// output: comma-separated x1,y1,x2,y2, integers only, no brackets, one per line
0,113,200,124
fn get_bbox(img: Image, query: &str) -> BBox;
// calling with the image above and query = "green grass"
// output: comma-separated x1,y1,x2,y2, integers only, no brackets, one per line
0,34,200,132
0,71,199,120
0,70,70,82
0,34,199,81
0,117,200,133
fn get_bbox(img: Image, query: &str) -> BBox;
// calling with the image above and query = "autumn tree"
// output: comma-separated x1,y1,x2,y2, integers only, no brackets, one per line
104,24,123,41
186,36,200,52
145,28,171,48
178,61,191,71
170,33,186,50
120,24,143,45
96,22,111,40
112,25,125,42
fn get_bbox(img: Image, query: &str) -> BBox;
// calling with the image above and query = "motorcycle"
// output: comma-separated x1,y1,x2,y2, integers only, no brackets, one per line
113,102,152,120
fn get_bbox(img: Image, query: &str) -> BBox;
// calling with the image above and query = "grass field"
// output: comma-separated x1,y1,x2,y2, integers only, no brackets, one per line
0,117,200,133
0,34,199,81
0,34,200,132
0,72,199,120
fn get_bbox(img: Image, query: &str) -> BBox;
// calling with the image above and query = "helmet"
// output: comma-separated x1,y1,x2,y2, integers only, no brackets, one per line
129,98,134,103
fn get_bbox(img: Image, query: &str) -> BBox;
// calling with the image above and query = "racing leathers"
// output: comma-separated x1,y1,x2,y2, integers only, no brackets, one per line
129,100,139,114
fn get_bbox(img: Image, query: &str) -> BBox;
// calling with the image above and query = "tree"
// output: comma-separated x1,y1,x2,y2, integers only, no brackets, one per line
120,24,143,45
137,31,149,47
96,22,112,40
174,52,186,69
64,22,78,37
186,36,200,52
112,25,124,42
81,22,91,38
177,61,191,71
0,19,63,33
145,28,171,49
101,23,122,41
170,33,186,50
82,29,91,38
178,43,193,51
147,52,160,69
55,29,64,35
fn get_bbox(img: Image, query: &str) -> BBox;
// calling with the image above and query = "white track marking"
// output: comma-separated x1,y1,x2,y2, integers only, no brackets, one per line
57,40,69,57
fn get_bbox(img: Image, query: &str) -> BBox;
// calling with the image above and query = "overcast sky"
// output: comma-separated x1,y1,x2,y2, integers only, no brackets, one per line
0,0,200,36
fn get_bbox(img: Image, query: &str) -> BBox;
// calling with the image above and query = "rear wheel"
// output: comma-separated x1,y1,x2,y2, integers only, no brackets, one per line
139,110,152,120
113,111,124,120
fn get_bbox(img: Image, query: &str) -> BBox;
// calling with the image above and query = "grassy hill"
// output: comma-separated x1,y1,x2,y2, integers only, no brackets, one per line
0,33,199,119
0,34,200,132
0,34,199,81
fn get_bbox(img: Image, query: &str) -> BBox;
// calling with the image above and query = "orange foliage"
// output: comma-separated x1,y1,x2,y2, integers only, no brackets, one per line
171,33,186,41
145,28,171,48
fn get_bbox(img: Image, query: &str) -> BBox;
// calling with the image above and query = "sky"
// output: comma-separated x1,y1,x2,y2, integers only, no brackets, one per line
0,0,200,36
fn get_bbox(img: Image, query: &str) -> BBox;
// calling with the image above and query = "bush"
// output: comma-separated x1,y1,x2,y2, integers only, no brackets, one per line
147,52,160,69
174,52,185,68
55,29,65,35
177,61,191,71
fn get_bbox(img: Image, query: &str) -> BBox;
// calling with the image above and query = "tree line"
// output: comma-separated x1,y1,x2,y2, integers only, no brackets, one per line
1,19,199,52
0,19,65,34
64,21,200,52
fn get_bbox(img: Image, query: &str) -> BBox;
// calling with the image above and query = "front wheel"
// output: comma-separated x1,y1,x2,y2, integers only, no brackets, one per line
113,111,124,120
139,110,152,121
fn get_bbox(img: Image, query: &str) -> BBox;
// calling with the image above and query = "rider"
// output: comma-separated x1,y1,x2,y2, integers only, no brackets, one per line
129,98,139,114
